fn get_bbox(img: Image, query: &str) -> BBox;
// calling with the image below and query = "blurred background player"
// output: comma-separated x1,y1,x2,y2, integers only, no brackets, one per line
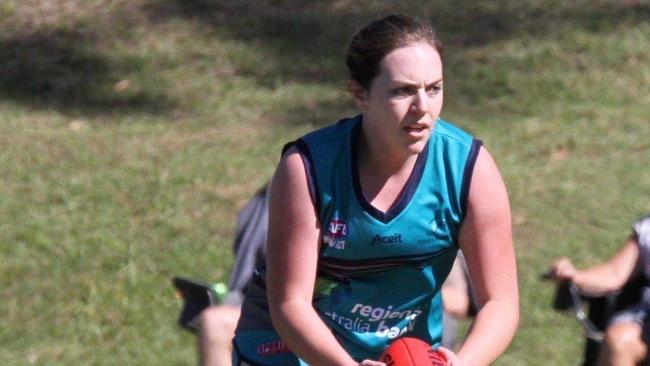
547,214,650,366
441,252,474,351
196,185,268,366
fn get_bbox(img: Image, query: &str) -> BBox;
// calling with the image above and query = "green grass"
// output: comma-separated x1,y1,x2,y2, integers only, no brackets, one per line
1,1,649,364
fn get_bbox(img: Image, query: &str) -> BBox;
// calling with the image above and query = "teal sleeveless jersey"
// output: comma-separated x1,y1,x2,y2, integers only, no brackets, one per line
300,115,480,359
233,115,480,364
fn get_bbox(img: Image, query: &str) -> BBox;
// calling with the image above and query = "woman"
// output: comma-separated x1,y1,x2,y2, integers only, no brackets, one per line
233,14,519,366
549,214,650,366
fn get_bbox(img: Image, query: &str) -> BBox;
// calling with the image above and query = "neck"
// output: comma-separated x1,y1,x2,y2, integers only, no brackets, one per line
356,131,420,211
358,131,419,181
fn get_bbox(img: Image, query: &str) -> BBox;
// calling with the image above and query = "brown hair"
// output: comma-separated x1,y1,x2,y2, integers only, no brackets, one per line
346,14,444,89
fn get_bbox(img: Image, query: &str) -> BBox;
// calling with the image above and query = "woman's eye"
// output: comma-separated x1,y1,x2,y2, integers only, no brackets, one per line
426,85,442,95
393,87,414,96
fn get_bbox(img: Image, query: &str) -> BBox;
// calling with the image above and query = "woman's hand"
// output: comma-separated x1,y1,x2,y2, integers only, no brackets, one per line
358,360,385,366
437,346,462,365
548,257,577,282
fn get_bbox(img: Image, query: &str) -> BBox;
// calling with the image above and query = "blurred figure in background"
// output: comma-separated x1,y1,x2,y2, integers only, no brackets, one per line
548,214,650,366
441,252,474,351
197,185,268,366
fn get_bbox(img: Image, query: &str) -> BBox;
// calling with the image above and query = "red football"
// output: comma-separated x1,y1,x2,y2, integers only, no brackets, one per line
379,337,447,366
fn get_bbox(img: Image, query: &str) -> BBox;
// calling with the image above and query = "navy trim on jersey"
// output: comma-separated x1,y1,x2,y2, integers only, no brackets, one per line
460,139,482,218
280,141,295,156
318,248,454,279
350,121,430,224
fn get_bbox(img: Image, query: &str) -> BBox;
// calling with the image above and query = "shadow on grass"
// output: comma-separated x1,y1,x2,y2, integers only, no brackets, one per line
144,0,650,84
5,1,645,121
140,0,649,128
144,1,364,87
0,29,174,117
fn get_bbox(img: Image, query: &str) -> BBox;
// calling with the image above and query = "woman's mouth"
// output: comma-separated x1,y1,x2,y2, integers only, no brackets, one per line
404,124,427,134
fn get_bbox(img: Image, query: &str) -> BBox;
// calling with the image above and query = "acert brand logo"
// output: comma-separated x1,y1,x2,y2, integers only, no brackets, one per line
371,233,402,245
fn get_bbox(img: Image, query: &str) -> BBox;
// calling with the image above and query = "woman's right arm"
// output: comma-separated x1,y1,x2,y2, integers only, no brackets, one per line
550,235,639,295
266,147,383,366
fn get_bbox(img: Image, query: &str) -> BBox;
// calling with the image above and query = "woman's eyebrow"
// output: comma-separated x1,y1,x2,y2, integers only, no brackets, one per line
391,78,443,86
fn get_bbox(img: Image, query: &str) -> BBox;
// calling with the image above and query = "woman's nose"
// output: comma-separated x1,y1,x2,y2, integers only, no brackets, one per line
410,89,429,113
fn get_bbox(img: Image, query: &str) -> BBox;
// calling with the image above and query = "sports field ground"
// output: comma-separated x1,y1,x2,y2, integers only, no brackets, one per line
1,1,648,364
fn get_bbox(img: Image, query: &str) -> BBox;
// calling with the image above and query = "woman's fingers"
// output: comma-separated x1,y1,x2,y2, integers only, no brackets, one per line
359,360,386,366
436,346,460,365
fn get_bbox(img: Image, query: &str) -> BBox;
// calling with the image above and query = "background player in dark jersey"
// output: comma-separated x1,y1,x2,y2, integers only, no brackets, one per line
196,185,268,366
548,214,650,366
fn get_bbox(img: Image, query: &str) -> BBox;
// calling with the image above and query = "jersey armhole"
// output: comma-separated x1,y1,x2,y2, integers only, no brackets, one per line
281,139,321,223
460,139,483,218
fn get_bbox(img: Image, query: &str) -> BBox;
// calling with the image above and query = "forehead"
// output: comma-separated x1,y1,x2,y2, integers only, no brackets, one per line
377,42,443,82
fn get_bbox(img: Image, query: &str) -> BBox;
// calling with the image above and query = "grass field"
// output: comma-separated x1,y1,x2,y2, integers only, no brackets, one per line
1,1,649,364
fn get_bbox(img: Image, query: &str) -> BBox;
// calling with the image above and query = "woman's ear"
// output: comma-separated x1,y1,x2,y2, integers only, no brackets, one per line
347,79,368,111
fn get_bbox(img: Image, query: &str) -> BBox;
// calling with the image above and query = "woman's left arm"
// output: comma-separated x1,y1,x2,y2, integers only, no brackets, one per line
455,146,519,366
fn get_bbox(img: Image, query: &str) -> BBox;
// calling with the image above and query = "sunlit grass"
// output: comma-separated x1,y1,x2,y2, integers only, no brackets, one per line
0,1,649,365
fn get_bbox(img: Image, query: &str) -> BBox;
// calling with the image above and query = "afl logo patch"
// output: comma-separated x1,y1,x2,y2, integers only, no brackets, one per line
327,218,347,237
324,218,347,249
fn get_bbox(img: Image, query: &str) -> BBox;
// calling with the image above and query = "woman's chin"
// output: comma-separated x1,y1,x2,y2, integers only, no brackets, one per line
403,140,427,155
402,133,430,155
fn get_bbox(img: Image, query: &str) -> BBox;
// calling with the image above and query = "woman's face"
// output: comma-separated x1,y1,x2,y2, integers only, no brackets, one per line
356,41,443,156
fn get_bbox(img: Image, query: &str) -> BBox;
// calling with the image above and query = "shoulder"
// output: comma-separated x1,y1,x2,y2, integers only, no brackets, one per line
633,214,650,243
280,115,360,158
430,118,482,165
270,147,316,221
465,146,509,216
432,118,476,144
634,214,650,228
301,115,360,146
